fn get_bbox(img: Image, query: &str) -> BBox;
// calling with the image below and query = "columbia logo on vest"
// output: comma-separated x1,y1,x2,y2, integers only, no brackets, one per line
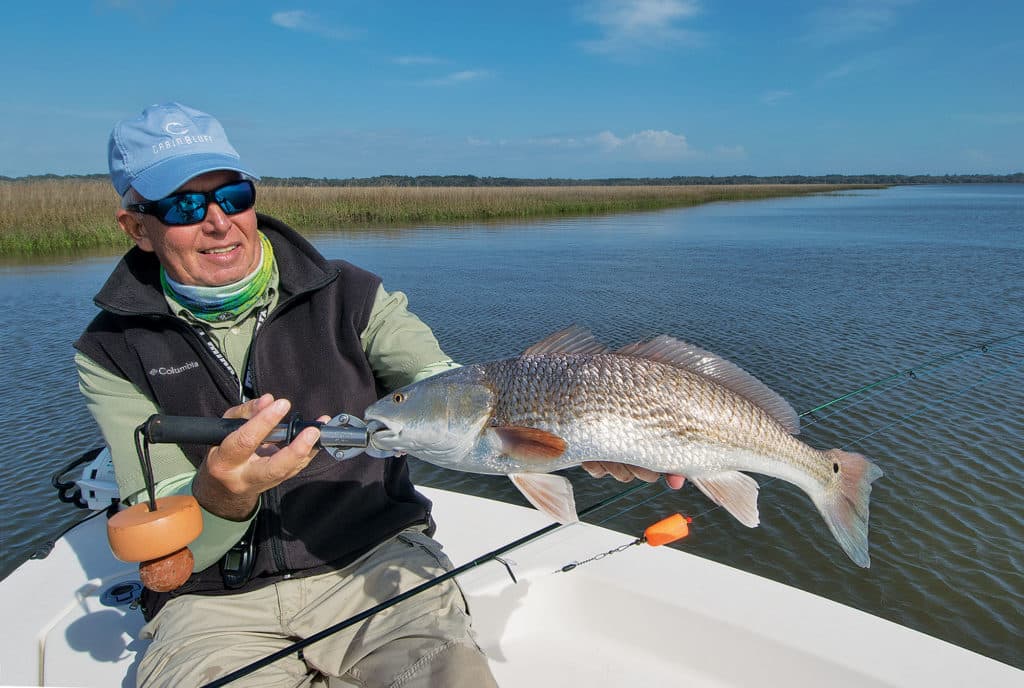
149,361,200,376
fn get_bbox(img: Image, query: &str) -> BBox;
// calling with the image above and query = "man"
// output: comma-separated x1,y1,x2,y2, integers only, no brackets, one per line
77,102,678,687
75,102,498,687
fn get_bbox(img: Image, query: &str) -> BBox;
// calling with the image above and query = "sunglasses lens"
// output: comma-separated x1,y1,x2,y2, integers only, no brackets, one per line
158,194,207,225
214,181,256,214
146,180,255,225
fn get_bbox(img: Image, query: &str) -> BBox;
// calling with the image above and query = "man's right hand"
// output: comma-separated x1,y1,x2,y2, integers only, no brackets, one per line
192,394,323,521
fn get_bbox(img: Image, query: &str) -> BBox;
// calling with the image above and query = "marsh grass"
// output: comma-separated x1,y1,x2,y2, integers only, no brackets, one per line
1,180,878,256
1,179,131,255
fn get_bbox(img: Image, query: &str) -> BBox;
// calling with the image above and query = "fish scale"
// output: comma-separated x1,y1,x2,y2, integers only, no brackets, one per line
484,353,819,481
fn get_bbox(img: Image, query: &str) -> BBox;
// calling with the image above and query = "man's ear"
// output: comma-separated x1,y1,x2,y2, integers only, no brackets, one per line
116,210,155,252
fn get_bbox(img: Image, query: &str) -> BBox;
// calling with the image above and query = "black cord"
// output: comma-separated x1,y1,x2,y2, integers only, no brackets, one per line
51,446,104,509
134,423,158,512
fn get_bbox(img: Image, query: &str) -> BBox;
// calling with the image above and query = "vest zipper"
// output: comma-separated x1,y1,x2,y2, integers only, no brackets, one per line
245,302,288,574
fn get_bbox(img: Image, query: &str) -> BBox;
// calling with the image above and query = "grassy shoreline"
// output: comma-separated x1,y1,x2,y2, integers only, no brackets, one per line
0,180,883,256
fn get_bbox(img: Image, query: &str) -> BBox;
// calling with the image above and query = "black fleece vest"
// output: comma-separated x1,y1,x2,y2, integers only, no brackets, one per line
75,216,430,618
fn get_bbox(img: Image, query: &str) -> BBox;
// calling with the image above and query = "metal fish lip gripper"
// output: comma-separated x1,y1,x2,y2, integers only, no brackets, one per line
141,413,395,459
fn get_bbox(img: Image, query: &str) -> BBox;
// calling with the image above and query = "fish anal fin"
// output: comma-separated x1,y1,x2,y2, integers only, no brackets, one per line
510,473,579,524
691,471,761,528
494,426,567,461
618,336,800,435
523,325,610,356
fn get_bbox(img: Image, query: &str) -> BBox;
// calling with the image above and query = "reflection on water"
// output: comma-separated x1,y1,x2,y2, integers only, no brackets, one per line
1,185,1021,668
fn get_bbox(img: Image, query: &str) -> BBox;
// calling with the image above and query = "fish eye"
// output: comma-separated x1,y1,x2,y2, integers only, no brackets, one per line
393,392,406,404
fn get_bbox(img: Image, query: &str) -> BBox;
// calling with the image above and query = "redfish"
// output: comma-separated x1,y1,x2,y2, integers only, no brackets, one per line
366,326,883,567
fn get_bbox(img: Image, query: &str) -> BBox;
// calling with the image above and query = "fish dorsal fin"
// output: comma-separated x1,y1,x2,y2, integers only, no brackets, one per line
523,325,610,356
691,471,760,528
617,336,800,434
510,473,579,524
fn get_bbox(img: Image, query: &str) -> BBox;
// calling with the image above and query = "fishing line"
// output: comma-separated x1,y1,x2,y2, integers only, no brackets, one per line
842,356,1024,451
798,331,1023,418
799,332,1024,431
594,483,676,527
802,339,1019,432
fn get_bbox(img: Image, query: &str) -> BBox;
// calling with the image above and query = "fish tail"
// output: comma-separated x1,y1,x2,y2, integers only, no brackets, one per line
816,449,884,568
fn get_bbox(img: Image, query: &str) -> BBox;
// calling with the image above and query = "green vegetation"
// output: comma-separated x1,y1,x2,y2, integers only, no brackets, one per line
1,178,883,256
0,178,132,255
255,183,877,227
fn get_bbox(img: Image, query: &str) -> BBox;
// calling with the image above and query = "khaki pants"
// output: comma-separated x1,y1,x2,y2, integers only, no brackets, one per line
136,528,499,688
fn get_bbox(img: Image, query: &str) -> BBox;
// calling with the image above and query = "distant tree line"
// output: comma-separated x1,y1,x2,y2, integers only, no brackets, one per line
4,172,1022,186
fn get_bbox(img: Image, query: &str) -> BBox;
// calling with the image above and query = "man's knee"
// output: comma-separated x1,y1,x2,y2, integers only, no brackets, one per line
339,638,497,688
398,639,498,688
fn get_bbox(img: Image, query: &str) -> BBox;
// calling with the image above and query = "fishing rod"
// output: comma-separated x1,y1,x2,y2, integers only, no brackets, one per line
150,331,1022,686
199,481,677,688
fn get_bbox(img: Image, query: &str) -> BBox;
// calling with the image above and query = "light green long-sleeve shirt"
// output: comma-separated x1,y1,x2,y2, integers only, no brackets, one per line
76,271,457,572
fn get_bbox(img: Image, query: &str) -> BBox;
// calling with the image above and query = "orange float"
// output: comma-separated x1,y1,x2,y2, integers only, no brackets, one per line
107,494,203,592
643,513,691,547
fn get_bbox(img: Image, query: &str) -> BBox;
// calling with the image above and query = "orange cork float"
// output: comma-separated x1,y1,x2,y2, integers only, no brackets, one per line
107,494,203,592
643,513,691,547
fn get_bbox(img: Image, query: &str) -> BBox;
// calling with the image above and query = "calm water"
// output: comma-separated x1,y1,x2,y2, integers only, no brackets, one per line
1,185,1021,668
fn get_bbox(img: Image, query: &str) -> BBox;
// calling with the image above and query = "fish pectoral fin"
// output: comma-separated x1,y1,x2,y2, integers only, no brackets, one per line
510,473,579,524
494,426,567,461
691,472,761,528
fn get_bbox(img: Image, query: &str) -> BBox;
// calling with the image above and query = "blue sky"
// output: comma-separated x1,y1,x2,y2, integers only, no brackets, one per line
1,1,1021,178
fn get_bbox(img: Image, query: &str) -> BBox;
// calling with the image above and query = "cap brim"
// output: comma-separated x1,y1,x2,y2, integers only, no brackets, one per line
130,153,260,200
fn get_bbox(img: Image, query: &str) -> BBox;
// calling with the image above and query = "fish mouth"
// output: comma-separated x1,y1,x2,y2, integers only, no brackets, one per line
366,416,405,453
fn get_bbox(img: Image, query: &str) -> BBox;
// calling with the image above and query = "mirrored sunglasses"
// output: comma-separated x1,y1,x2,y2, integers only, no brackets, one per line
128,180,256,226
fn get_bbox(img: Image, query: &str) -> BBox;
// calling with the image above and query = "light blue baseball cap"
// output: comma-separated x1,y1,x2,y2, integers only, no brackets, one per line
108,102,259,200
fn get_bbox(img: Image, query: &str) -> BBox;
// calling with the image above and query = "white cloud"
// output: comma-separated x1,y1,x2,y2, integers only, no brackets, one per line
590,129,696,159
761,90,794,105
527,136,584,148
271,10,360,40
579,0,704,55
520,128,747,162
820,51,890,82
805,0,915,46
393,55,449,66
422,70,493,87
240,125,751,178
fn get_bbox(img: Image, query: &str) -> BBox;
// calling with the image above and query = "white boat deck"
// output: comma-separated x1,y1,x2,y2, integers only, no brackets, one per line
1,487,1019,687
